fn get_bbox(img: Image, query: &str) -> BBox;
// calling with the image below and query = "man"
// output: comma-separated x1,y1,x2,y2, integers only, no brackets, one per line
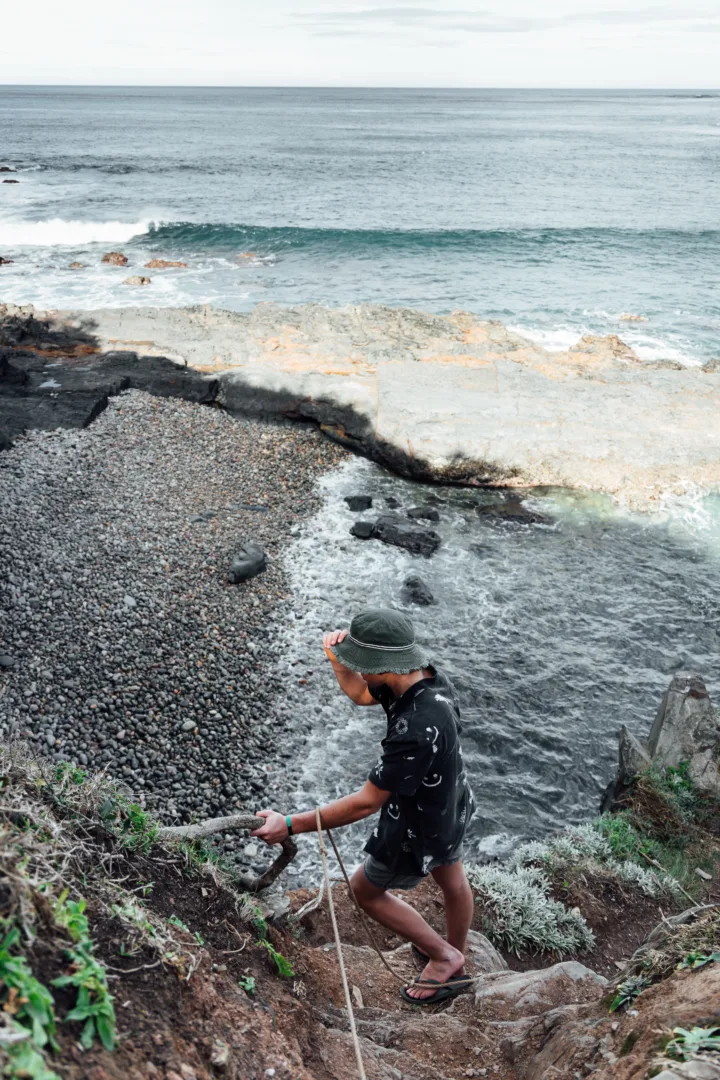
253,608,476,1003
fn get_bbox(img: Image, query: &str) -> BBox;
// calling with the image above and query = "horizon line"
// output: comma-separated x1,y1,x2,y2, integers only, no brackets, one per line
1,83,719,91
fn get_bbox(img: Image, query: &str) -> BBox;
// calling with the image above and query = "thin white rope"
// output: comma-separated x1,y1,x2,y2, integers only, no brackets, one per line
315,808,367,1080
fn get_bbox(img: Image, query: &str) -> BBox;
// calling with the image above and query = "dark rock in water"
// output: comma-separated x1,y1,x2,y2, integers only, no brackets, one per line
385,496,400,509
2,179,20,184
372,514,441,557
407,505,440,522
0,654,17,669
477,498,552,526
345,495,373,512
228,543,267,583
0,167,16,173
350,520,374,540
0,257,13,266
401,575,436,606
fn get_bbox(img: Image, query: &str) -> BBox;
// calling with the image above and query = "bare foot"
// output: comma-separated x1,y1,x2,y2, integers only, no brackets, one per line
404,945,464,1000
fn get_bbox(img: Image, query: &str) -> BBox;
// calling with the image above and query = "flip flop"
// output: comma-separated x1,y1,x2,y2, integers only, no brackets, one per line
400,974,470,1006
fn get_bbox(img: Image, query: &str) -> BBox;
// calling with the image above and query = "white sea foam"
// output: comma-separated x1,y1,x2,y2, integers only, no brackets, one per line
508,325,586,351
0,219,152,247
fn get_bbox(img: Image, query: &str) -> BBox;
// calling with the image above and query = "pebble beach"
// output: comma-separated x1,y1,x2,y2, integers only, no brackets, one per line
0,390,346,836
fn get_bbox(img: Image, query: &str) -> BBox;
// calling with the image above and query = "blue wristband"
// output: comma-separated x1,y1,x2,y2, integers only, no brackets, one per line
286,815,293,836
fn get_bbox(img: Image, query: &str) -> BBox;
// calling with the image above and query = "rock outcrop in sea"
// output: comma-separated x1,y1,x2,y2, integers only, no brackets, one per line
4,301,719,511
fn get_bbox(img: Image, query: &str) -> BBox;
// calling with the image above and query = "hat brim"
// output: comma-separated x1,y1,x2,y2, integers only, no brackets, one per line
332,637,429,675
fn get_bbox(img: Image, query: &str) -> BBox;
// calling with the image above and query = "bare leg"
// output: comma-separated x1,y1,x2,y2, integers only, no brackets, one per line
350,866,464,1000
431,861,474,956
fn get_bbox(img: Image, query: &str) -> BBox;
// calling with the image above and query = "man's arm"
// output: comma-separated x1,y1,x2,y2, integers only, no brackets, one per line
323,629,378,706
252,780,390,844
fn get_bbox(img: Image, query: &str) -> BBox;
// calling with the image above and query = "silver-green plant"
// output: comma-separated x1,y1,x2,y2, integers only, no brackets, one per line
465,864,595,957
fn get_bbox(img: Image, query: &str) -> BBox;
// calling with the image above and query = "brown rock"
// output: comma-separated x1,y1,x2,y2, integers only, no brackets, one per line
101,251,129,266
0,256,13,266
618,313,648,322
0,166,15,173
702,358,720,373
68,262,86,270
144,259,188,269
123,275,151,286
2,179,20,184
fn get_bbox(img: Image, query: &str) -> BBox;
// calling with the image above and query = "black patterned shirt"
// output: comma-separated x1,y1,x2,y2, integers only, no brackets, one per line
364,666,475,876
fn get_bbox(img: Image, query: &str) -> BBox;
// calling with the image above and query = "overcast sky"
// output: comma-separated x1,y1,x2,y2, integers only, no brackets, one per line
1,0,718,87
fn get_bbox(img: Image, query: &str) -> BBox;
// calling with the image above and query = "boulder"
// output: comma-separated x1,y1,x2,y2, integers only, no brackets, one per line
0,167,15,173
68,262,86,270
372,514,441,557
617,725,652,784
228,543,267,583
702,358,720,373
344,495,373,512
350,521,374,540
473,962,608,1020
477,498,552,526
144,259,188,269
401,574,436,606
648,673,720,796
2,179,19,184
407,506,440,522
0,256,14,266
385,497,400,509
101,251,128,266
123,276,151,287
618,313,648,322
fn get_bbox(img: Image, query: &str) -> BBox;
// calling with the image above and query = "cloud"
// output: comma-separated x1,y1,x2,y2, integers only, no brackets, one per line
297,4,720,36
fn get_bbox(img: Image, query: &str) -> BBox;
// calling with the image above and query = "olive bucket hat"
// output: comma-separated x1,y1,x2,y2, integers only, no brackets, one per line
332,609,430,675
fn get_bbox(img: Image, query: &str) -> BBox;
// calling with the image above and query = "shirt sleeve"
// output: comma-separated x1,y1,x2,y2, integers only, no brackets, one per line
368,729,436,796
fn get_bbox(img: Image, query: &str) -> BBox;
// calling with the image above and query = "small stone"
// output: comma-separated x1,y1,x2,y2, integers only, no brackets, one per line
350,520,374,540
68,262,86,270
181,720,196,732
243,842,258,857
228,543,267,584
123,275,151,286
123,595,137,608
46,731,55,747
344,495,373,512
407,505,440,522
0,654,17,669
210,1040,231,1069
695,867,712,880
101,251,128,266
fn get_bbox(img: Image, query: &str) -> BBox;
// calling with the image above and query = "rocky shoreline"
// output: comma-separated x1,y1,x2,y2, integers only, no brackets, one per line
0,389,346,862
2,300,720,512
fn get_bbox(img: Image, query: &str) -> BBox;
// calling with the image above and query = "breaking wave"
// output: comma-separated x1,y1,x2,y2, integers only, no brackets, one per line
0,219,153,247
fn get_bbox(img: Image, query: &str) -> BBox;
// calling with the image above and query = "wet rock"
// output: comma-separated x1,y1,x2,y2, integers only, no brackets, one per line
344,495,373,512
2,179,20,184
123,276,151,287
407,506,440,522
350,520,374,540
0,256,14,266
617,725,652,785
648,673,720,797
702,358,720,373
0,654,17,669
228,542,267,583
477,499,551,526
618,313,648,322
68,262,86,270
473,962,607,1019
144,259,188,269
385,496,400,509
0,167,16,172
401,574,436,606
372,514,441,557
101,252,128,266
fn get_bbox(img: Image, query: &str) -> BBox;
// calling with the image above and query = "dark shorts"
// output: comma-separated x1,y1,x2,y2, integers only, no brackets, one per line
362,848,463,892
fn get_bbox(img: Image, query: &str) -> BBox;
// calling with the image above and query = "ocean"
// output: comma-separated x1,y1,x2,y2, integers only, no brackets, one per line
2,86,720,872
1,85,720,364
